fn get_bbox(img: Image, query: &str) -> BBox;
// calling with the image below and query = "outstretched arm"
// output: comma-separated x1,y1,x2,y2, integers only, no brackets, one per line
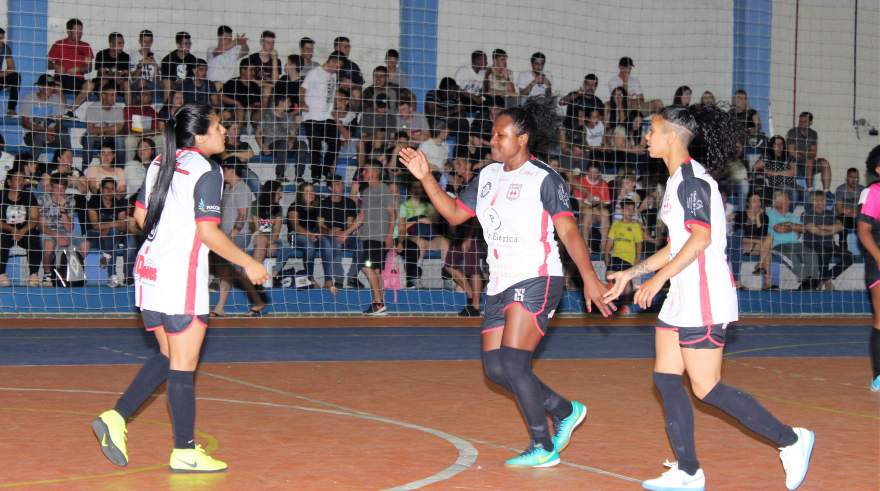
398,147,473,226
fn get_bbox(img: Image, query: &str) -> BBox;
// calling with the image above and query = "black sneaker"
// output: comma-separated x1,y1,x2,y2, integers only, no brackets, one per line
458,306,481,317
364,302,387,316
346,279,363,289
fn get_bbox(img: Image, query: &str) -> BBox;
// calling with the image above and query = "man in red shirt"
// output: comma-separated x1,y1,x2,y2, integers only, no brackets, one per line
569,161,610,253
47,18,94,110
123,89,163,162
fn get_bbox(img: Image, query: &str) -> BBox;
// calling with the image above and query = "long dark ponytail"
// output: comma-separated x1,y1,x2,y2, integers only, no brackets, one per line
659,103,742,173
498,96,561,156
142,103,214,240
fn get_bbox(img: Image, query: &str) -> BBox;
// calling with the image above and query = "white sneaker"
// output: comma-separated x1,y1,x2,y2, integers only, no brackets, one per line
107,275,121,288
779,427,815,490
642,461,705,491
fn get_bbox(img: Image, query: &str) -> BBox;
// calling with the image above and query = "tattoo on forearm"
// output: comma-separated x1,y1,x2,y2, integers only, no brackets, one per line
628,262,652,278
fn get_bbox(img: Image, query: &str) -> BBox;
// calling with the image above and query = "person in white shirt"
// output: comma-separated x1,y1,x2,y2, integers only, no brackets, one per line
516,52,552,99
607,56,643,107
605,104,814,491
399,97,611,468
453,50,487,113
299,51,342,181
417,119,450,173
206,25,249,91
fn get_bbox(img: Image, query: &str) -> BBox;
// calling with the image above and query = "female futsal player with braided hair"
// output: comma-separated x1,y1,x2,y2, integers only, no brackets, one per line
91,104,268,472
400,98,613,468
604,104,814,490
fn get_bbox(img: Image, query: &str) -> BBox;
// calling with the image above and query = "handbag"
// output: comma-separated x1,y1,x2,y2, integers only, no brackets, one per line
53,245,86,287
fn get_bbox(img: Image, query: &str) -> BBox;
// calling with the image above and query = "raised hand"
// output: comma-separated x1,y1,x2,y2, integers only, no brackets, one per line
398,147,430,181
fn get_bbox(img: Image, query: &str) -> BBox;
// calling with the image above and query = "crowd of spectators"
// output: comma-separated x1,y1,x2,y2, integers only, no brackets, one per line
0,18,867,308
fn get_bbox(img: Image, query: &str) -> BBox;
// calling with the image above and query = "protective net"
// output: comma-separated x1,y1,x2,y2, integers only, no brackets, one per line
0,0,876,316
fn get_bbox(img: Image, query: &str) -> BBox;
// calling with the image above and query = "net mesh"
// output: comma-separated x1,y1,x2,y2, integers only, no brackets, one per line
0,0,875,316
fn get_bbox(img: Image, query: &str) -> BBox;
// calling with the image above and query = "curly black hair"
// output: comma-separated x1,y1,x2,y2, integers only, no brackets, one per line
659,104,742,173
498,96,561,155
866,145,880,182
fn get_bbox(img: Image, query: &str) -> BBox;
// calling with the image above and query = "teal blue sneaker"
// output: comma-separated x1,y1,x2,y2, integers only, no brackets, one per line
504,443,560,468
871,375,880,392
552,400,587,452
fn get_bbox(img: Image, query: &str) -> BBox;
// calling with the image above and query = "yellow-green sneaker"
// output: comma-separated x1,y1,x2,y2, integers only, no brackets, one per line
169,445,228,473
92,409,128,466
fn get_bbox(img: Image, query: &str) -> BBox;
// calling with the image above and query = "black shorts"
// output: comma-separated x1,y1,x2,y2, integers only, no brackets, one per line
657,319,727,349
607,256,633,272
481,276,563,336
866,254,879,289
142,309,208,335
359,240,385,270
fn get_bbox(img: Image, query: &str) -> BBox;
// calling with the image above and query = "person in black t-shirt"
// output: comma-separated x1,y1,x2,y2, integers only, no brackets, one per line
280,183,321,285
95,32,132,105
246,30,279,107
274,55,302,109
560,74,604,134
86,178,130,286
317,177,359,290
221,58,263,129
0,168,42,286
802,190,853,290
159,32,196,102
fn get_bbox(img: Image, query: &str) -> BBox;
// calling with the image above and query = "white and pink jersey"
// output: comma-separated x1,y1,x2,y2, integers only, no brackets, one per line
134,148,224,316
457,159,574,295
658,159,738,327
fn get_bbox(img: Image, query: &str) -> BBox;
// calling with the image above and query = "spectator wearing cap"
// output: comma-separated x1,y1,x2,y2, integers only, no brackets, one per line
20,74,69,161
560,73,604,135
83,81,125,166
94,32,132,105
607,56,643,108
207,25,249,92
516,51,552,99
159,31,196,102
47,18,94,110
299,51,343,181
123,88,162,162
182,58,218,107
0,28,21,116
221,58,263,129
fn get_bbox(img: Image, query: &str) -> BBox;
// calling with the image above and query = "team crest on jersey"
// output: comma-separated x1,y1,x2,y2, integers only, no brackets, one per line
506,183,522,200
480,182,492,197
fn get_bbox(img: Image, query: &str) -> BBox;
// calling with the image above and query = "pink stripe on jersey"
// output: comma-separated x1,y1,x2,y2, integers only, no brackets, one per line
697,252,714,327
135,200,146,210
538,210,550,276
685,219,710,231
195,216,221,223
455,198,476,217
552,211,575,222
184,233,202,315
861,184,880,220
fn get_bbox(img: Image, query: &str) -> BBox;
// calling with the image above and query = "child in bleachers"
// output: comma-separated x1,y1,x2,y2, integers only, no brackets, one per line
604,199,642,307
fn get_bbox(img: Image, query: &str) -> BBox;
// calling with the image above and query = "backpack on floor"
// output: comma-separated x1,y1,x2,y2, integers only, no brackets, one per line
53,245,86,287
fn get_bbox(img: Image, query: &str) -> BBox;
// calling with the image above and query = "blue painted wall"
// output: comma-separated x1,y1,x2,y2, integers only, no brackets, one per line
733,0,772,131
8,0,49,90
399,0,438,112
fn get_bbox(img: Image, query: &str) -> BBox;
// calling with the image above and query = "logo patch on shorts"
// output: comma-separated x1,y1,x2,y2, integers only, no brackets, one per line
506,183,522,200
514,288,525,302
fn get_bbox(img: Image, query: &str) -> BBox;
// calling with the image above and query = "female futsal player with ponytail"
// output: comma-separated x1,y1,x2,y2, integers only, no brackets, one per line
857,145,880,391
604,105,814,490
400,98,613,468
91,104,268,472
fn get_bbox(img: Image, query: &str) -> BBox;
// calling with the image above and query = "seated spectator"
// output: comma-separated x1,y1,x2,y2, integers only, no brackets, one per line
787,111,831,192
333,88,357,148
297,37,319,78
39,175,89,286
0,28,21,116
334,36,364,88
560,73,604,135
555,135,589,176
131,30,158,95
604,199,642,303
611,174,641,221
222,58,263,128
700,90,716,105
417,119,451,174
0,135,13,184
86,178,130,286
462,121,491,169
85,142,126,194
802,190,853,290
516,51,552,99
730,89,761,135
397,181,450,288
395,99,429,142
425,77,468,145
363,65,399,114
47,18,94,110
445,215,482,316
94,32,131,105
256,92,299,181
159,31,196,102
300,51,343,182
672,85,692,106
182,58,219,107
719,141,749,212
317,177,359,290
42,148,88,197
275,54,302,109
483,48,516,102
453,50,487,114
123,138,155,198
222,121,254,163
753,135,795,205
207,25,249,92
83,81,125,166
733,192,772,289
607,57,643,108
583,108,606,150
123,89,162,162
606,86,630,135
20,74,69,161
448,155,476,195
767,190,820,289
250,179,283,279
247,30,280,106
157,89,184,124
283,183,320,286
384,49,407,89
835,167,863,250
639,183,665,255
0,168,42,286
569,162,610,252
359,93,394,165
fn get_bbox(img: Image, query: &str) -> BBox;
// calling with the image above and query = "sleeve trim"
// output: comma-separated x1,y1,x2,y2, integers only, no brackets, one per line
455,198,477,217
552,211,575,222
195,216,221,223
684,219,711,231
135,200,146,210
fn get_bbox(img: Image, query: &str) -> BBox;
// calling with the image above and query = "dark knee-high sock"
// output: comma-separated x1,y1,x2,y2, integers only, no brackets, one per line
702,383,797,447
871,329,880,378
500,347,554,450
482,349,572,419
114,353,169,419
653,372,699,475
167,370,196,449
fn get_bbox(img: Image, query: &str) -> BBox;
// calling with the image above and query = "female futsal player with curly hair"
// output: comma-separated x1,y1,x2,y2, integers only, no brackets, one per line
400,98,613,468
605,105,814,490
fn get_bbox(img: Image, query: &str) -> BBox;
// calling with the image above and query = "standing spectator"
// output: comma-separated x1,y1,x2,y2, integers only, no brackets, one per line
0,28,21,115
354,162,397,314
85,142,126,194
417,119,451,174
672,86,692,106
83,82,125,166
282,183,321,286
221,58,263,128
766,190,820,289
274,54,302,109
47,18,94,110
86,178,129,286
607,57,642,108
123,138,154,198
560,74,603,136
483,48,516,102
516,51,552,99
395,99,429,142
835,167,863,250
604,199,642,305
123,89,161,162
802,190,853,290
256,93,299,181
453,50,487,114
131,30,158,94
20,74,69,161
333,36,364,88
94,32,131,105
300,51,343,181
732,192,772,289
384,49,407,89
569,162,611,252
0,168,42,286
207,25,249,91
730,89,761,135
318,176,359,290
753,135,795,204
159,32,196,102
786,111,831,192
298,37,319,78
39,175,89,285
182,58,218,107
248,30,280,106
